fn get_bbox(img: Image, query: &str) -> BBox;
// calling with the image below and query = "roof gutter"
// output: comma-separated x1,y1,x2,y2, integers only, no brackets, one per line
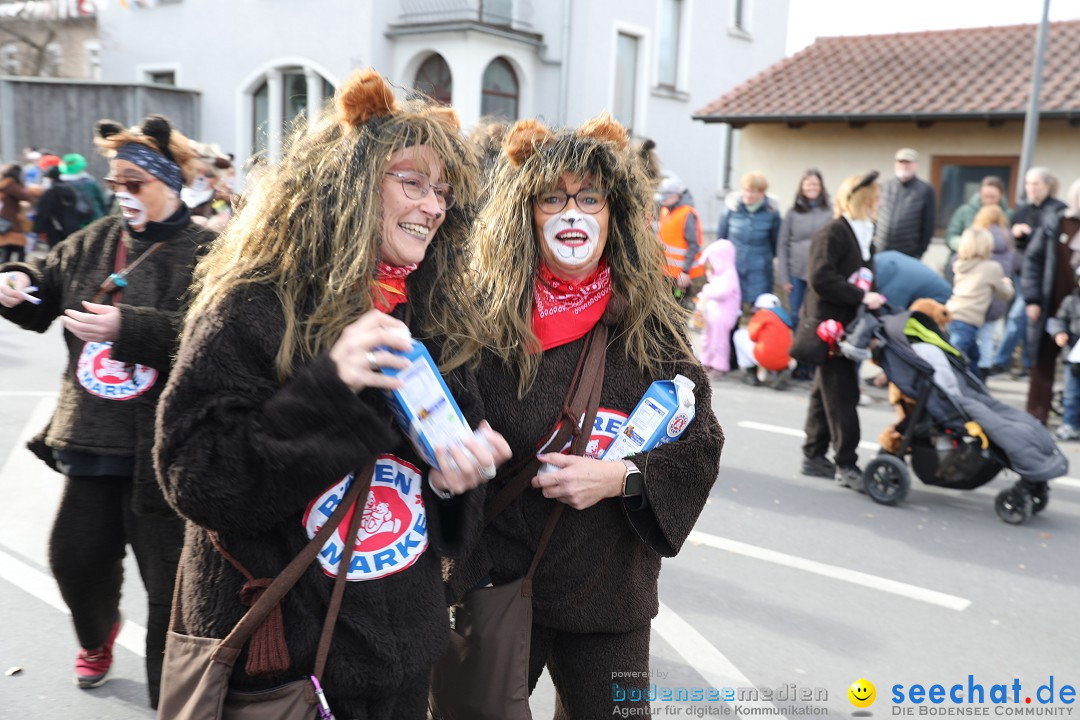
692,110,1080,124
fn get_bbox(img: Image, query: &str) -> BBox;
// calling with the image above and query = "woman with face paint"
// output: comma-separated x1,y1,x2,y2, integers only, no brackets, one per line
0,114,214,707
153,69,510,719
448,115,724,717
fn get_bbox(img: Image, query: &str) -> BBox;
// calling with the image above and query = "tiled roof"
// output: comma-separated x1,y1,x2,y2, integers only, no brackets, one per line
694,20,1080,125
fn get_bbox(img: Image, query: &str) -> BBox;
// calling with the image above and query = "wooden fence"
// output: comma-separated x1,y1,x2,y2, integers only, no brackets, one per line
0,77,200,178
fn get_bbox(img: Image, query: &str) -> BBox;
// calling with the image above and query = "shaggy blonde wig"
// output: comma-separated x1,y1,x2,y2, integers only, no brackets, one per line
186,68,481,382
468,113,692,396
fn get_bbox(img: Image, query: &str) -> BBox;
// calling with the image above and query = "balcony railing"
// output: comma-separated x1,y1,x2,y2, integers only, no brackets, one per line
396,0,529,29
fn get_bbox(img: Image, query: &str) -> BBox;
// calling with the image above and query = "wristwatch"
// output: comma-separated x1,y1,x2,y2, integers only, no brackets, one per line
620,460,643,497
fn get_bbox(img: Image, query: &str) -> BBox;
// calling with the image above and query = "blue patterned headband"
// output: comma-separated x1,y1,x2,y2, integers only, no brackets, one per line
116,142,182,193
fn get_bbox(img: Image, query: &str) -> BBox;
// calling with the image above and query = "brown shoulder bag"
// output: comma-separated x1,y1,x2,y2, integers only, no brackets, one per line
157,464,373,720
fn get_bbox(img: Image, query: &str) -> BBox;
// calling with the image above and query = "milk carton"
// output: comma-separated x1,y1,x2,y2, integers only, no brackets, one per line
380,334,474,472
600,375,696,461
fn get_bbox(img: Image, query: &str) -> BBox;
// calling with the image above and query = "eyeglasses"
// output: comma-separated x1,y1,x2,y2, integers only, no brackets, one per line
534,188,608,215
385,171,456,211
104,176,158,195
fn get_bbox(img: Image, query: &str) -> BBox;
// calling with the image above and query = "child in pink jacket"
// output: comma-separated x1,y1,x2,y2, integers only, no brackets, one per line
697,239,741,372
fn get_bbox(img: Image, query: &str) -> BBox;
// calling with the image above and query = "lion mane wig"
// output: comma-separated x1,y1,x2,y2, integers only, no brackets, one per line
468,113,693,396
187,67,481,381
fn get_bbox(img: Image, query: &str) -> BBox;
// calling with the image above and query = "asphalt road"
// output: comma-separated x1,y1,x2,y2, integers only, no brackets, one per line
2,320,1078,719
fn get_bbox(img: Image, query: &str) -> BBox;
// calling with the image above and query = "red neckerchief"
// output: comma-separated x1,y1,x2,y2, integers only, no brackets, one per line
532,260,611,351
373,261,416,313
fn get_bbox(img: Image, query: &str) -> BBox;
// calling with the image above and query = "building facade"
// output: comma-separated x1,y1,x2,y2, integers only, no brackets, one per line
96,0,789,227
695,21,1080,231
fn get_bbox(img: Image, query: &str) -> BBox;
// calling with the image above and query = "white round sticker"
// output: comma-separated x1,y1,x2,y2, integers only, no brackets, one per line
302,455,428,582
76,341,158,401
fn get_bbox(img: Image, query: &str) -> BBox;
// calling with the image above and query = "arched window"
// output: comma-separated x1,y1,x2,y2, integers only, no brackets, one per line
415,53,452,105
480,58,518,120
250,64,335,159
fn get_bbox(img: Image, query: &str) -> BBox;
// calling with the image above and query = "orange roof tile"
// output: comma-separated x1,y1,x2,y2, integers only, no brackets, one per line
694,21,1080,125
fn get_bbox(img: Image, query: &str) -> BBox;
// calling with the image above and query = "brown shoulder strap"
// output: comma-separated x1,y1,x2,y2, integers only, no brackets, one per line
484,324,609,523
174,464,374,662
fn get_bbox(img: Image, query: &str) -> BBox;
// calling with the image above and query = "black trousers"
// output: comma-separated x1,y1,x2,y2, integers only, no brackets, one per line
48,475,184,707
0,244,26,263
802,356,861,468
528,622,652,718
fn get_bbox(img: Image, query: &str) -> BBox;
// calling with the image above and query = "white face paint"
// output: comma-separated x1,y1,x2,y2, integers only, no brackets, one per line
116,191,148,229
542,209,601,268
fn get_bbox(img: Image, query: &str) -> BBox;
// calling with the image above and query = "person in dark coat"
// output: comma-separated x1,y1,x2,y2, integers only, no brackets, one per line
778,168,832,328
717,171,782,307
1021,176,1080,424
32,166,91,247
0,163,39,262
154,69,511,720
989,167,1067,378
0,114,213,707
793,171,886,487
450,114,723,717
873,148,935,258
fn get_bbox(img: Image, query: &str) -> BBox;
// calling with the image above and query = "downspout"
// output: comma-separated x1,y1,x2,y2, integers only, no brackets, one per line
559,0,572,124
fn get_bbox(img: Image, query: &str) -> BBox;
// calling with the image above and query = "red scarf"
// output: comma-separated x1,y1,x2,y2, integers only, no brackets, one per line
532,260,612,351
373,262,416,313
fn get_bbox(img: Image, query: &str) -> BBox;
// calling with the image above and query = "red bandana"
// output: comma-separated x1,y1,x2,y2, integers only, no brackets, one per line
373,262,416,313
532,260,612,351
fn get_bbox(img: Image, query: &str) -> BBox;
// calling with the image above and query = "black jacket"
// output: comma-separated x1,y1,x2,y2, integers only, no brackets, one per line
1013,197,1067,253
155,282,485,712
1022,209,1080,347
874,176,936,258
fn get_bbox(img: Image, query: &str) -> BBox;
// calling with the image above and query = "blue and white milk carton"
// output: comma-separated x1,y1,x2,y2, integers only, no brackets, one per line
380,332,475,472
600,374,697,461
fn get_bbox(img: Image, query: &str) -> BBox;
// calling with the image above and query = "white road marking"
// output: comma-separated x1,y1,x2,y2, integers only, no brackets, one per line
0,390,58,397
687,531,971,611
654,602,786,719
738,420,1080,491
737,420,880,451
0,546,146,657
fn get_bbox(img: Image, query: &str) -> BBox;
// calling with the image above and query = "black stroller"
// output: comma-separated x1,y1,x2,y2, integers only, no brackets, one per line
846,310,1067,524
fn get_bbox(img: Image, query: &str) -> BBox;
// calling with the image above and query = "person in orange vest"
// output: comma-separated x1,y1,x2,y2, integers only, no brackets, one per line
658,176,703,308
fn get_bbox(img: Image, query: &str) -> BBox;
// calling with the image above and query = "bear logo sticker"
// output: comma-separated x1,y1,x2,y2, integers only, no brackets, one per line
302,454,428,582
76,341,158,401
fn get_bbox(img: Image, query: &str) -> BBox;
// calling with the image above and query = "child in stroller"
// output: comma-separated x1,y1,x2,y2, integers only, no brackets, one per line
848,304,1066,524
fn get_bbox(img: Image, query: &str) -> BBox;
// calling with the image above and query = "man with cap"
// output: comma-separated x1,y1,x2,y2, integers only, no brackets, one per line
658,175,704,307
874,148,937,258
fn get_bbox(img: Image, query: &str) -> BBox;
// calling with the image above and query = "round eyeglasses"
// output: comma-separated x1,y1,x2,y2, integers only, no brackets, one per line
534,188,608,215
385,171,456,211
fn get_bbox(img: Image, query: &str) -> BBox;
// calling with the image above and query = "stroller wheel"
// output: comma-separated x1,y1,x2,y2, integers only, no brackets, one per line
995,487,1033,524
863,455,910,506
1021,481,1049,514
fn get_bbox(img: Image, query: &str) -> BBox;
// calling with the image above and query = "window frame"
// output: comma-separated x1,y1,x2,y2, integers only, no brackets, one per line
480,56,519,120
610,23,650,136
415,52,453,105
929,154,1020,230
656,0,684,90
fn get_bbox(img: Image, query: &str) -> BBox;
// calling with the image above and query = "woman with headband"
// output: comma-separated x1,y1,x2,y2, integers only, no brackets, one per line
154,69,510,718
793,171,886,488
0,114,214,707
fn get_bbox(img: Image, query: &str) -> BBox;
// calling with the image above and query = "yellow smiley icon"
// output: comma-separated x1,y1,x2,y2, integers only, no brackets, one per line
848,678,876,708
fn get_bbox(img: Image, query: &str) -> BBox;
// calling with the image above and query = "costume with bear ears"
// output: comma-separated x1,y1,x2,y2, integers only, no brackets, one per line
449,114,724,716
0,113,214,707
155,69,488,719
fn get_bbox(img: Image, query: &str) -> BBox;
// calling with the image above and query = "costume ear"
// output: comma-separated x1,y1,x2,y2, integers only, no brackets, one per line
503,118,551,167
428,105,461,133
576,112,629,150
337,68,398,129
95,119,124,140
140,115,173,151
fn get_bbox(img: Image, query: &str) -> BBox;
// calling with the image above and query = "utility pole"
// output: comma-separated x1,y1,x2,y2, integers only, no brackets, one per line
1017,0,1052,205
